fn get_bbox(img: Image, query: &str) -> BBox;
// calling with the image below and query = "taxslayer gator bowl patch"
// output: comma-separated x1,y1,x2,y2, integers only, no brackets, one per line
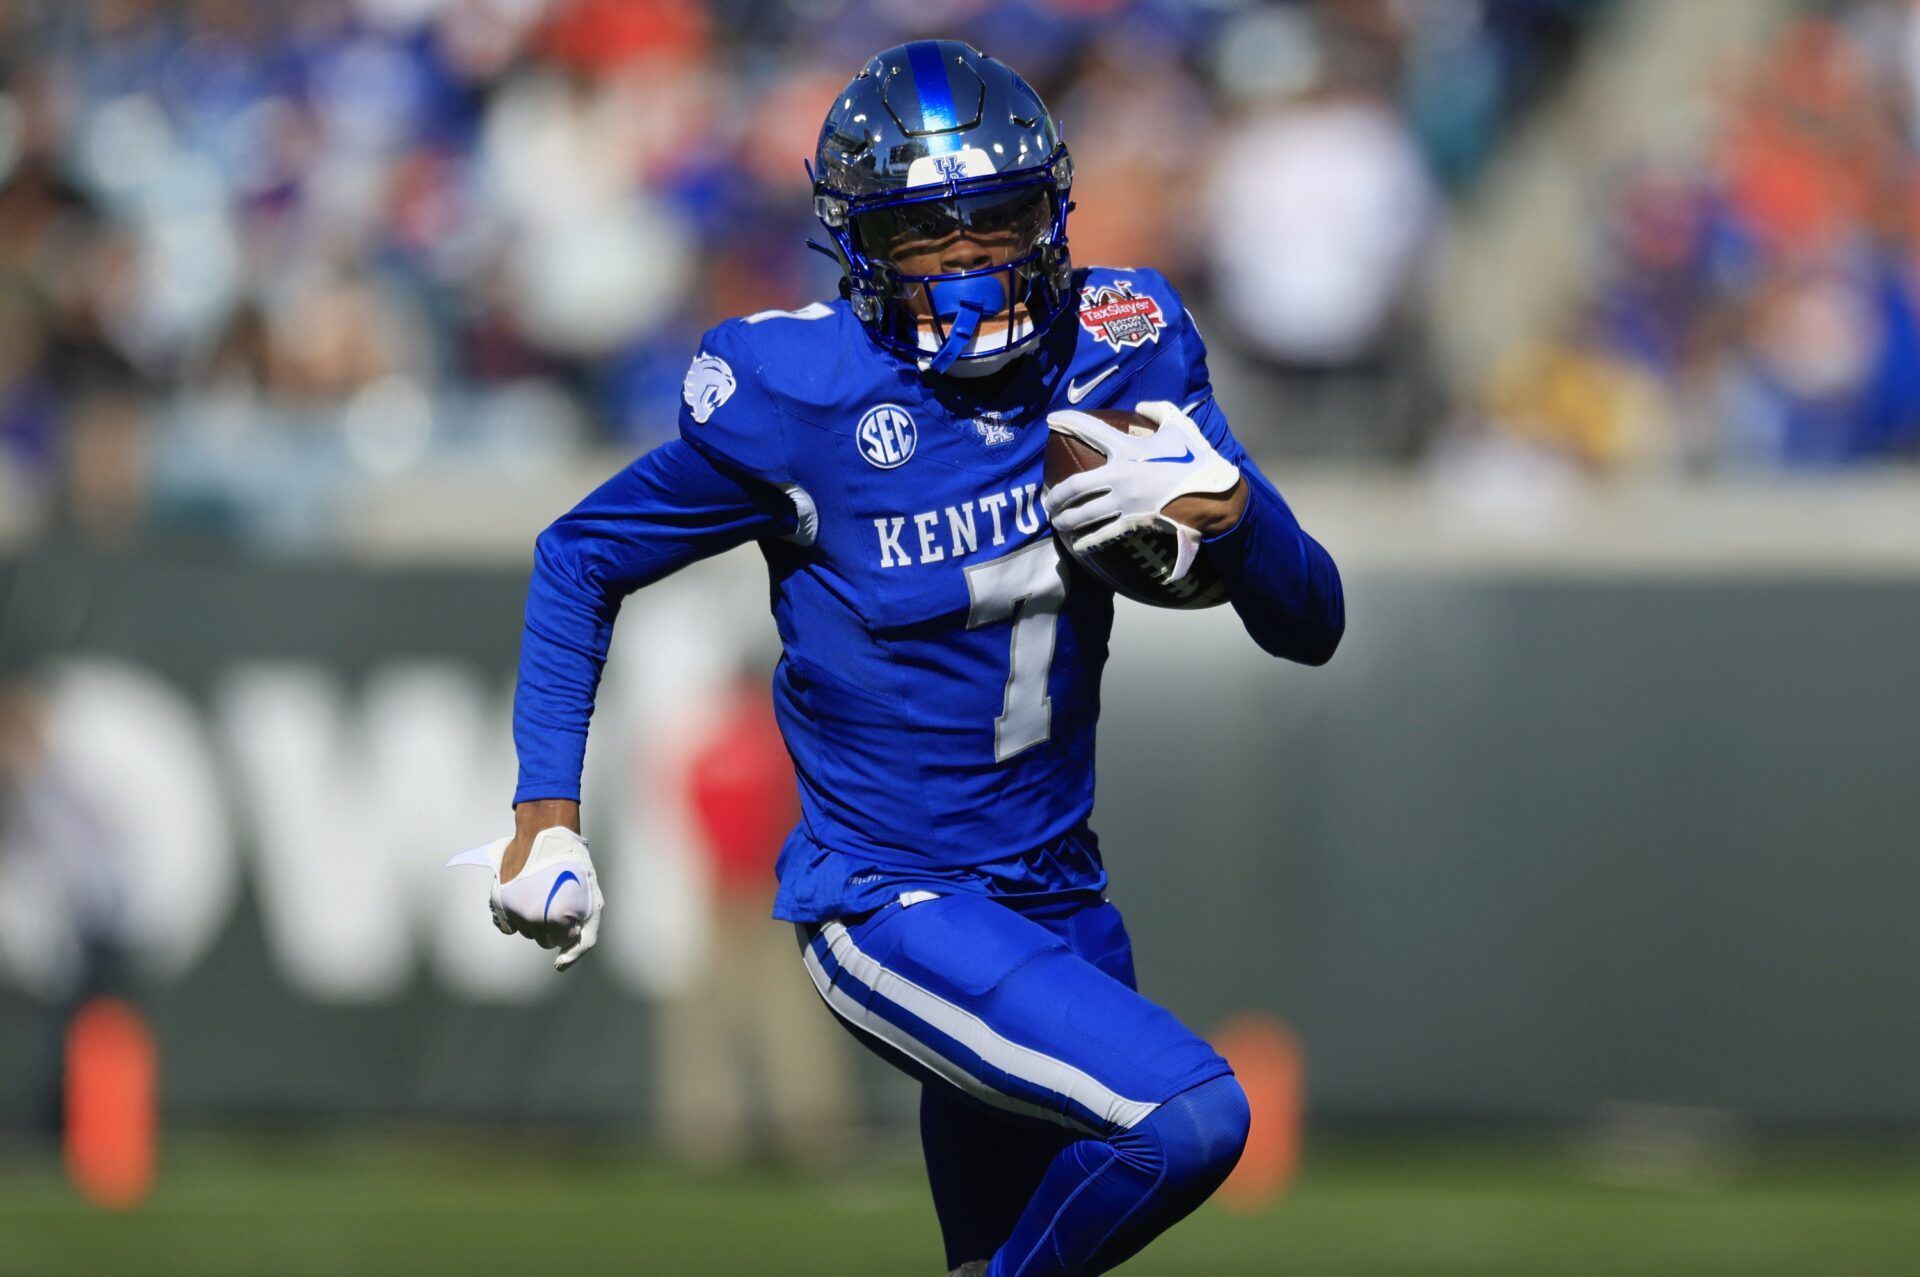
1078,281,1167,350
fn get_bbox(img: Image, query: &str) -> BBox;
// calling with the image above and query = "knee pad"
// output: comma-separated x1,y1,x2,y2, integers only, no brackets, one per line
1115,1074,1251,1189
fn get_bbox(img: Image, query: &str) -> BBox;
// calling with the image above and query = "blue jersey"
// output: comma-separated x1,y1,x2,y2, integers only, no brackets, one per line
514,266,1343,922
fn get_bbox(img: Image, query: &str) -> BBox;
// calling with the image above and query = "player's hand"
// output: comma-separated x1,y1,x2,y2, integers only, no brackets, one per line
1043,400,1243,582
446,823,604,972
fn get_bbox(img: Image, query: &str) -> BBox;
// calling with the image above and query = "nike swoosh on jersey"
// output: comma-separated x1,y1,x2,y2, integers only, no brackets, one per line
1065,365,1119,403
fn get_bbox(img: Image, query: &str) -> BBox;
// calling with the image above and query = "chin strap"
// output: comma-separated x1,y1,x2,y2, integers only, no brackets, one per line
925,275,1006,373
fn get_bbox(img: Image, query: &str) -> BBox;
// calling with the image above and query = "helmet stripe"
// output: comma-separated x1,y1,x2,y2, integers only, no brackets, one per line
907,41,957,134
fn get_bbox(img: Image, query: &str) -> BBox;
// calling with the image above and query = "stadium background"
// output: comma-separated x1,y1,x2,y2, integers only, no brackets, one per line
2,0,1917,1273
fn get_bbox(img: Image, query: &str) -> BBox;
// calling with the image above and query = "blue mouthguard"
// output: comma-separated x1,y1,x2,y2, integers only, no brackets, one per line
925,274,1006,373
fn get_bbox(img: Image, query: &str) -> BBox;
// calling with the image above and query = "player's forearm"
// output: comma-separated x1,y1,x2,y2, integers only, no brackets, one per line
509,440,794,810
511,531,618,807
1165,479,1249,538
1202,467,1344,665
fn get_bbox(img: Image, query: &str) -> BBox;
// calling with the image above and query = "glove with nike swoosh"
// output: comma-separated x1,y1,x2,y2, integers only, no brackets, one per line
445,826,604,972
1042,400,1242,583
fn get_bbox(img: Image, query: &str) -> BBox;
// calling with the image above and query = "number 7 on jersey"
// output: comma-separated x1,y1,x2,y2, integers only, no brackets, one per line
965,538,1071,762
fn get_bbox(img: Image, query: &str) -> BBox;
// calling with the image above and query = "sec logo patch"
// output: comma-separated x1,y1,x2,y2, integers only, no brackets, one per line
857,404,918,469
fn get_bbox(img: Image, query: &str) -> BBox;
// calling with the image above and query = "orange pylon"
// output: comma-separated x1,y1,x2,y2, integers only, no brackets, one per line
64,998,157,1210
1213,1013,1304,1212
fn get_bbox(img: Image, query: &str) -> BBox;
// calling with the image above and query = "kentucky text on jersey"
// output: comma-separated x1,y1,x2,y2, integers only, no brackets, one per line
874,482,1045,568
513,266,1345,923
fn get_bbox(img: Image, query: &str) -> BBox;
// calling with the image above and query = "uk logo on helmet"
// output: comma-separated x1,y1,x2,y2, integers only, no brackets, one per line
857,404,918,468
905,146,998,188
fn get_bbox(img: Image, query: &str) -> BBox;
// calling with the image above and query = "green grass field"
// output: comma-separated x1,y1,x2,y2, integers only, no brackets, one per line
3,1136,1918,1276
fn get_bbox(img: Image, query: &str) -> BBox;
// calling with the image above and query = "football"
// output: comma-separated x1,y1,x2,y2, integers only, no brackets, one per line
1043,409,1230,610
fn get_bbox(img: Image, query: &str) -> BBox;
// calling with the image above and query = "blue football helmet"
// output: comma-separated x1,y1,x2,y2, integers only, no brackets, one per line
812,40,1074,375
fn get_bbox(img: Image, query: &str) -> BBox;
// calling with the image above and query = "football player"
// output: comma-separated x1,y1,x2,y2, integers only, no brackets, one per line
483,41,1343,1277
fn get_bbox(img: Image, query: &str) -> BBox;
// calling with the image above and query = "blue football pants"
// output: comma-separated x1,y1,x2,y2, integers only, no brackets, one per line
800,892,1250,1276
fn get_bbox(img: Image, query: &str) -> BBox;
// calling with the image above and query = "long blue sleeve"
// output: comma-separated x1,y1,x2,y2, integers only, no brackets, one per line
512,438,795,804
1190,397,1345,666
1155,277,1343,667
1200,447,1345,666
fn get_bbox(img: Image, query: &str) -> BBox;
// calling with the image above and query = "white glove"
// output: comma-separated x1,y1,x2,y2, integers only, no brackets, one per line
445,827,604,972
1043,400,1242,583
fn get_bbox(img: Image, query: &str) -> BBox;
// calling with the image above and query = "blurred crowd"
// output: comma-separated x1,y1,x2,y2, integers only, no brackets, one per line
3,0,1802,549
1474,1,1920,473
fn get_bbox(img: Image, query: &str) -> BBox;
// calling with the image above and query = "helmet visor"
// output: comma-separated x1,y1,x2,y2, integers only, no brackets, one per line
852,184,1055,279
